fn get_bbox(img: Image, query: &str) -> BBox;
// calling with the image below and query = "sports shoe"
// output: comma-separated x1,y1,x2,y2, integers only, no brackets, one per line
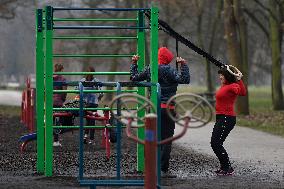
83,134,88,144
53,141,62,147
88,140,95,145
214,169,222,174
216,167,234,176
226,167,235,175
161,171,177,178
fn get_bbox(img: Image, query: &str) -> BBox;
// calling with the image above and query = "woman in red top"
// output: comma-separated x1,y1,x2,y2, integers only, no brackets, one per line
211,67,246,175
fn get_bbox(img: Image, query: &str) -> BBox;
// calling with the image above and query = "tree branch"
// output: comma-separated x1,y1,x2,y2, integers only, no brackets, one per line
254,0,279,21
243,8,269,39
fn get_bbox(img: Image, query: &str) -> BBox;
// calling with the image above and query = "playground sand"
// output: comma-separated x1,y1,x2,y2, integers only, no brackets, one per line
0,115,283,189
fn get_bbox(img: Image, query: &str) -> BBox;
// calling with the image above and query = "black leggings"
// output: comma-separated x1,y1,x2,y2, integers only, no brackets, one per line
211,114,236,171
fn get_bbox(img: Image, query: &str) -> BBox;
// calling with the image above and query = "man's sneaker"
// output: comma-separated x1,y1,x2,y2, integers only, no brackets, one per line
161,171,177,178
53,141,62,147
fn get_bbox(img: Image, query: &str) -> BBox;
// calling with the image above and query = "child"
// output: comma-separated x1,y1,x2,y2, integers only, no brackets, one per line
53,63,67,147
79,66,103,145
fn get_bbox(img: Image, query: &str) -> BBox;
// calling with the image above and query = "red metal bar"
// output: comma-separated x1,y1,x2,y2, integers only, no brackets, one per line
30,89,35,132
21,91,25,123
53,112,73,117
26,88,31,131
126,119,145,144
85,115,108,121
105,128,110,159
144,114,157,189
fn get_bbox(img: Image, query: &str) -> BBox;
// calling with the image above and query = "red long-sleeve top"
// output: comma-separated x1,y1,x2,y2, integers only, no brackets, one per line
215,80,247,116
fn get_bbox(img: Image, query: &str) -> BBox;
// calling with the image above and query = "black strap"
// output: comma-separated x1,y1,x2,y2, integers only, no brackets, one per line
176,39,179,71
145,12,225,68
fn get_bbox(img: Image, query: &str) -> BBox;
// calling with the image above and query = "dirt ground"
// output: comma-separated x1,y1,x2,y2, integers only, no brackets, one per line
0,113,283,189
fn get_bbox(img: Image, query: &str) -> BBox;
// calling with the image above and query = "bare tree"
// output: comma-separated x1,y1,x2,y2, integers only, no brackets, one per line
194,0,223,93
244,0,284,110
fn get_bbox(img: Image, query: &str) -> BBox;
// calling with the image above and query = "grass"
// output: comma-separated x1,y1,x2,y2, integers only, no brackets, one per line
1,85,284,137
178,85,284,137
0,105,21,117
238,86,284,137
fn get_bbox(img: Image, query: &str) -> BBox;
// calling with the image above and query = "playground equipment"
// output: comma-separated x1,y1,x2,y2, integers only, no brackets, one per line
21,76,35,132
102,92,213,189
31,4,215,189
20,96,117,159
166,93,214,128
76,81,161,188
35,6,159,177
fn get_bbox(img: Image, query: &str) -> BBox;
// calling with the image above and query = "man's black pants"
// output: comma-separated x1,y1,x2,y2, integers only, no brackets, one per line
161,108,175,172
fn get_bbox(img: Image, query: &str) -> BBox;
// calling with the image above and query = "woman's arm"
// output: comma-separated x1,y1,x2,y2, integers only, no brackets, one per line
231,80,247,96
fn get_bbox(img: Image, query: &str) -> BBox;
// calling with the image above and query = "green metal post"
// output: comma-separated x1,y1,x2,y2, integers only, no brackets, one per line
136,10,146,172
36,9,45,173
150,6,159,110
150,6,160,187
44,6,54,176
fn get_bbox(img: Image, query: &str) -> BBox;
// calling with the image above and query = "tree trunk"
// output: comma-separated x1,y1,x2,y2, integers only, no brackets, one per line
224,0,249,115
269,0,284,110
208,0,223,92
195,0,215,93
233,0,249,115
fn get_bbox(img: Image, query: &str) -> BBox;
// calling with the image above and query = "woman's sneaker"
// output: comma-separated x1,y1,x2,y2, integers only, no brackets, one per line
214,169,222,174
216,167,234,176
226,167,235,175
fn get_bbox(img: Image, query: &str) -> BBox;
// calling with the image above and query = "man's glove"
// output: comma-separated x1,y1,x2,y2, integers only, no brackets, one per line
131,55,140,64
176,57,186,64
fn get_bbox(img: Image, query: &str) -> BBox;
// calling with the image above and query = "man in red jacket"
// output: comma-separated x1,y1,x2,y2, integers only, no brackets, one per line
211,67,246,176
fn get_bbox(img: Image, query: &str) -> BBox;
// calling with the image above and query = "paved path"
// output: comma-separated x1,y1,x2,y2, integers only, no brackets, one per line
175,122,284,181
0,90,22,106
175,123,284,164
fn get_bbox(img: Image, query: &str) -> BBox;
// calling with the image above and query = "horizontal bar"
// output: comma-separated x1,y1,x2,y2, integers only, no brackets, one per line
53,26,149,30
53,107,137,111
53,81,155,87
53,7,150,11
53,36,137,40
53,125,126,129
79,179,144,186
53,54,134,58
53,18,137,22
53,89,137,93
54,72,130,75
